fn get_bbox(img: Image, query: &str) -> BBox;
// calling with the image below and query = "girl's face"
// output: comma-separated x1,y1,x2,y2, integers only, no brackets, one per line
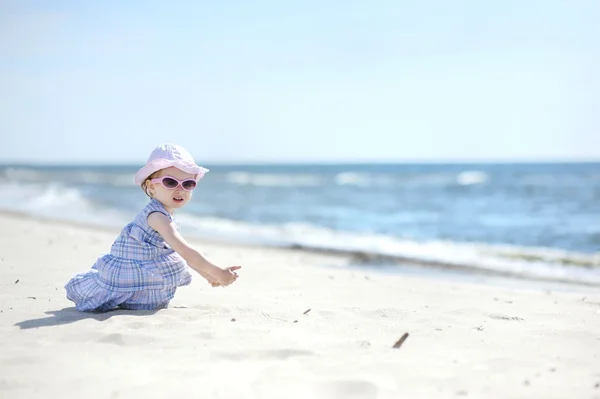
147,167,196,213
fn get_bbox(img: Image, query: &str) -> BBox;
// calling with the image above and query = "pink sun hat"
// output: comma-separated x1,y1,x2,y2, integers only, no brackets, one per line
134,143,209,186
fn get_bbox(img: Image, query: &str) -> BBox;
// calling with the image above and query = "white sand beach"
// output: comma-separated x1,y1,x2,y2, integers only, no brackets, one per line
1,211,599,399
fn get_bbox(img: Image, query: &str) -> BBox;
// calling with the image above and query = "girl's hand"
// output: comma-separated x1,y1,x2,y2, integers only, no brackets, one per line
196,270,222,287
217,266,241,286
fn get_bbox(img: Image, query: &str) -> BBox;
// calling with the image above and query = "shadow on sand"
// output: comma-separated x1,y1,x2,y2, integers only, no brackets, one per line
14,307,159,330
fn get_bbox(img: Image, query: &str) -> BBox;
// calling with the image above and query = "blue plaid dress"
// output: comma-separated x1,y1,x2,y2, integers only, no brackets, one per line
65,199,192,312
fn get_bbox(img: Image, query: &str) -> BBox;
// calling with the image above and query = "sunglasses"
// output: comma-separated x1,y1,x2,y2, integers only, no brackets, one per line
150,176,197,191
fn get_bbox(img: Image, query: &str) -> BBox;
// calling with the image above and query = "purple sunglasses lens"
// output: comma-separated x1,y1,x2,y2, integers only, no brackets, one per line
162,177,179,188
182,180,197,190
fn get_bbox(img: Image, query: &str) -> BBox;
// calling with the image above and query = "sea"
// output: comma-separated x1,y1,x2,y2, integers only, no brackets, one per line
1,163,599,286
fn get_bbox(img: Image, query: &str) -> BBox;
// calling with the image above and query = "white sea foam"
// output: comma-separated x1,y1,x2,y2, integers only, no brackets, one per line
334,172,403,187
177,213,600,285
223,170,490,188
457,171,489,186
0,182,128,227
226,172,322,187
334,172,370,186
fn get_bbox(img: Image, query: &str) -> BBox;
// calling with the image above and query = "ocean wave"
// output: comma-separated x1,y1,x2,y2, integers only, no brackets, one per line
226,172,323,187
176,213,600,286
224,170,491,188
335,171,489,188
0,167,133,187
1,169,596,286
333,172,398,187
2,167,47,183
0,182,128,226
334,172,370,186
456,171,488,186
1,182,597,285
77,171,133,186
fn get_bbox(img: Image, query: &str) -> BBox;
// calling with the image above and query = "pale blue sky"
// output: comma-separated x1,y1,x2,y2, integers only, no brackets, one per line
1,0,599,164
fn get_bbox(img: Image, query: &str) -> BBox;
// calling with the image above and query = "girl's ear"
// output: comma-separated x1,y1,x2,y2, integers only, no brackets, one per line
146,179,155,197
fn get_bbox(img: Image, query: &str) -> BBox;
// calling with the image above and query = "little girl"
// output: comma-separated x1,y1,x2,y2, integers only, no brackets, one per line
65,143,241,312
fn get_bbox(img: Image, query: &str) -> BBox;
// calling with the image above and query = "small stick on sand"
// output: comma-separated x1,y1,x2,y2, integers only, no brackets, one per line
303,308,311,315
392,333,409,349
